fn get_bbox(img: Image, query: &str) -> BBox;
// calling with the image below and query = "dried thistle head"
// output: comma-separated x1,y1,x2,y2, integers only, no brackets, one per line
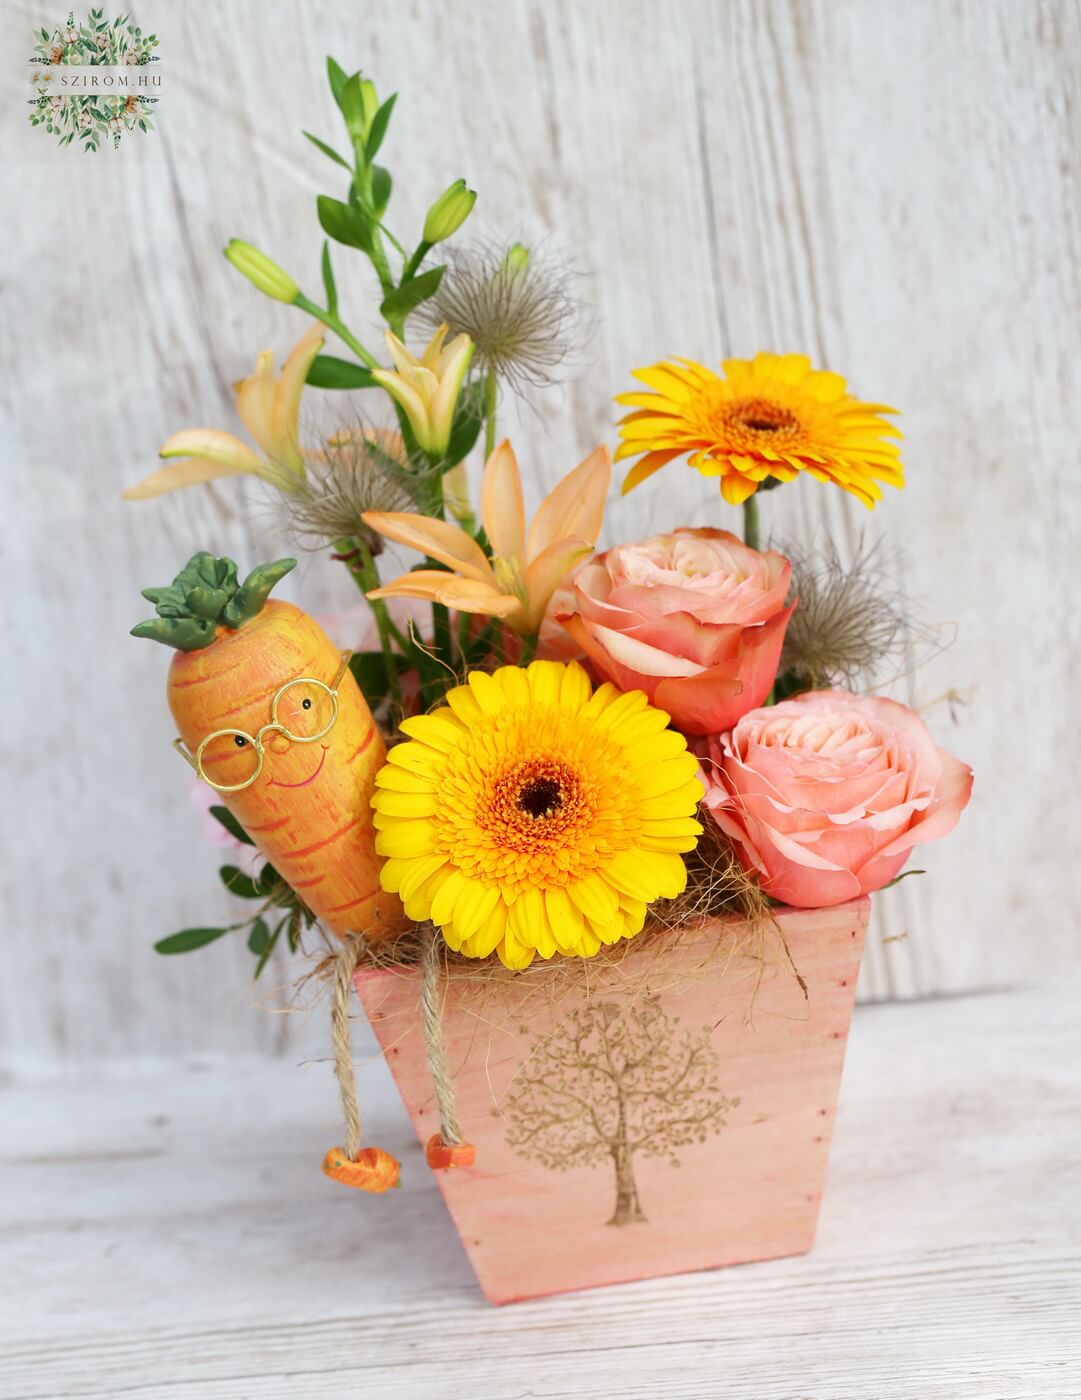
780,541,908,688
282,426,425,552
417,240,588,393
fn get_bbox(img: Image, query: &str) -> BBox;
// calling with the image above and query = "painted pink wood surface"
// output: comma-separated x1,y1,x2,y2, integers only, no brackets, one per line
356,898,869,1305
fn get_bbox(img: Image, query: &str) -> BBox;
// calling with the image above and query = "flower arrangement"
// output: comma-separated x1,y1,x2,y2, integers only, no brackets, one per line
127,56,972,1267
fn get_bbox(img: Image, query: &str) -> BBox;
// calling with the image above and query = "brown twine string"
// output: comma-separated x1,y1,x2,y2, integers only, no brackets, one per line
420,924,464,1146
330,932,365,1160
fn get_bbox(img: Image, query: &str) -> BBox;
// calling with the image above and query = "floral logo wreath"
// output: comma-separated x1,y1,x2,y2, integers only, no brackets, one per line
28,9,160,151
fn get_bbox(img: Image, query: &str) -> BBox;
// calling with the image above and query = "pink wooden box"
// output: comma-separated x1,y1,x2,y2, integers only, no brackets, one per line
356,897,869,1304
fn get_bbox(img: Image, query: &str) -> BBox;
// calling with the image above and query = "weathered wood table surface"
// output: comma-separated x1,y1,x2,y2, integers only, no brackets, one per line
2,980,1078,1400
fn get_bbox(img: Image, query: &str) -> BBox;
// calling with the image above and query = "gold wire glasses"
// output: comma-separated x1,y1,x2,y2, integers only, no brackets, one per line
174,652,352,793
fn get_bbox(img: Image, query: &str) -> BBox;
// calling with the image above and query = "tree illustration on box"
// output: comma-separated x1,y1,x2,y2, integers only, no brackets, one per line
503,999,739,1226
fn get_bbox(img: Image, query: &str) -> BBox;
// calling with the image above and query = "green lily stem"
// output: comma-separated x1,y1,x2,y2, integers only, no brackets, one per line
456,607,473,663
432,602,453,669
742,495,760,552
335,536,402,710
517,632,539,666
421,469,456,670
483,369,498,458
401,239,432,283
295,294,379,369
350,137,398,318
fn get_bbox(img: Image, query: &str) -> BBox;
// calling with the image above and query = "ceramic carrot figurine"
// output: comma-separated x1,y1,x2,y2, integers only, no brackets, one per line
133,552,403,941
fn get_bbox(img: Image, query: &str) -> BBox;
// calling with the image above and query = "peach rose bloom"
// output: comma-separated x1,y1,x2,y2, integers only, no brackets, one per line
699,689,973,908
557,528,794,735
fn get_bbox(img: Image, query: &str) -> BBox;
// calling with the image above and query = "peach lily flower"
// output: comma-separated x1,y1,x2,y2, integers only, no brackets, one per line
362,440,611,636
371,324,474,459
123,325,324,499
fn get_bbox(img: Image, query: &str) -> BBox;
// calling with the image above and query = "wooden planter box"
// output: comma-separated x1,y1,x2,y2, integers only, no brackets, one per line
356,897,869,1305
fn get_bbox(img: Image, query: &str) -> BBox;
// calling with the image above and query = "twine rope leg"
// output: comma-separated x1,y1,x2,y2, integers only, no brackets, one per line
421,924,464,1147
323,932,401,1192
330,934,364,1159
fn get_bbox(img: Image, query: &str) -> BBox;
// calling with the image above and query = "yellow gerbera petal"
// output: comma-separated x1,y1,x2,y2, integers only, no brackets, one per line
567,873,620,925
461,903,507,960
430,869,468,926
371,790,438,818
398,711,467,753
398,853,449,902
720,472,759,506
375,823,439,859
452,881,501,940
545,887,586,954
374,764,437,793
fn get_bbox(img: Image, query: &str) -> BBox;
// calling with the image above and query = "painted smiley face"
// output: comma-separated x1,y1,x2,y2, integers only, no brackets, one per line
266,743,329,789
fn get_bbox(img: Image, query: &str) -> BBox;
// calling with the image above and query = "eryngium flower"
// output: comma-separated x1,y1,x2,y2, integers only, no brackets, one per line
418,241,586,392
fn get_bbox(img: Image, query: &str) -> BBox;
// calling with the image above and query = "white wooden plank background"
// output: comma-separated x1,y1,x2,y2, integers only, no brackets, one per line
2,981,1078,1398
2,0,1080,1057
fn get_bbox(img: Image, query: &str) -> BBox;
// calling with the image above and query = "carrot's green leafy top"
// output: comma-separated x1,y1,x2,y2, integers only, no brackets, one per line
132,552,297,651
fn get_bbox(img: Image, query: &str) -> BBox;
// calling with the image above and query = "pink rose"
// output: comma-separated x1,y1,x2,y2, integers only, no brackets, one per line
558,528,794,735
699,689,973,908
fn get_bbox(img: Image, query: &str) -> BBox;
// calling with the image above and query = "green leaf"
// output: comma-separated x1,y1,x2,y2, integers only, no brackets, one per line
442,378,486,466
379,264,445,323
253,919,283,978
371,164,392,216
306,354,377,390
365,93,396,160
219,865,263,900
247,917,271,955
256,862,281,894
208,805,255,846
317,194,373,252
320,240,338,317
155,927,229,955
326,56,348,108
303,129,351,172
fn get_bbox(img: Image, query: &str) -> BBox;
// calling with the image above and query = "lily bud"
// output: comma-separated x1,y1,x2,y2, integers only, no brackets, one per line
341,74,380,143
223,240,299,304
360,79,379,129
502,242,530,276
423,179,477,245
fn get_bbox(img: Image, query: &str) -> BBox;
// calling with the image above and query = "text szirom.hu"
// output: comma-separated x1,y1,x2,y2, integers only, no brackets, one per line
52,72,162,88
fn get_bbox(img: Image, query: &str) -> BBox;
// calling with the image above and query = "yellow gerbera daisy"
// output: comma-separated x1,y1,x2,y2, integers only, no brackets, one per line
372,660,704,970
615,351,903,507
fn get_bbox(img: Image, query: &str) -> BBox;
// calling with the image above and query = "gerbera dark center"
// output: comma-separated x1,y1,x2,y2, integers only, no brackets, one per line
483,757,587,851
518,777,562,818
722,398,801,440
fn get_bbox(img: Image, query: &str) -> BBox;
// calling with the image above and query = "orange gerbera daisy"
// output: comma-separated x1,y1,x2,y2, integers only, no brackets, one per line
615,352,903,507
